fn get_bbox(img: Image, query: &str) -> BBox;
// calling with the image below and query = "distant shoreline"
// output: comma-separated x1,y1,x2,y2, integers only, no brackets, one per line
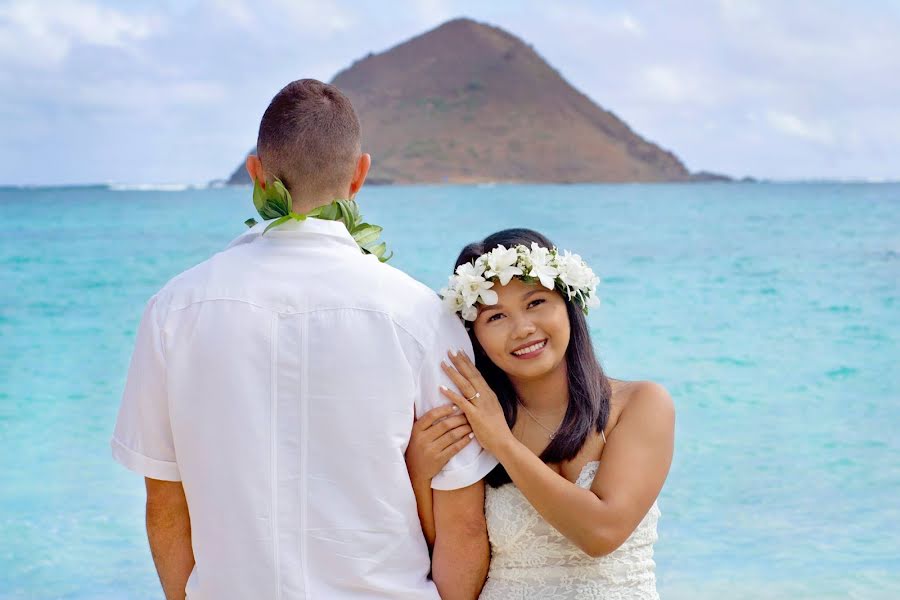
3,179,900,191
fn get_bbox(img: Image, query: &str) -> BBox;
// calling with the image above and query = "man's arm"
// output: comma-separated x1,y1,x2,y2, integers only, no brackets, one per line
430,481,489,600
145,478,194,600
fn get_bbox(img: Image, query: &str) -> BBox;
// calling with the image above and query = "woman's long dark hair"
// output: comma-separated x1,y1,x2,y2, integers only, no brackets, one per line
455,229,612,487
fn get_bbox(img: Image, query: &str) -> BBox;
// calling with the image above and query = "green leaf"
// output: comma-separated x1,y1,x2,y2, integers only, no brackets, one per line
252,179,267,214
253,177,293,219
270,180,292,216
314,203,339,221
370,246,394,263
245,192,392,261
263,214,293,234
336,200,357,230
345,199,362,222
364,241,387,257
259,203,280,220
352,224,382,246
244,218,258,228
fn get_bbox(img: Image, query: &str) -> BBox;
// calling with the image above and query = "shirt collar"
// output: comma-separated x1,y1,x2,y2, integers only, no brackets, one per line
226,217,358,251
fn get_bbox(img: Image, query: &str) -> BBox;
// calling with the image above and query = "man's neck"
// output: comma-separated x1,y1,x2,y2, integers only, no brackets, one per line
289,188,349,214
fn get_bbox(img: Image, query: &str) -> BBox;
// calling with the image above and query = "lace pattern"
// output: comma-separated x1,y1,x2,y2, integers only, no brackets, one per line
480,461,660,600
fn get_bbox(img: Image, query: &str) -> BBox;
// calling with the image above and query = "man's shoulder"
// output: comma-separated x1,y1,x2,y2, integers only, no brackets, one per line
370,260,441,303
364,260,448,331
148,250,229,314
147,241,462,347
374,262,470,350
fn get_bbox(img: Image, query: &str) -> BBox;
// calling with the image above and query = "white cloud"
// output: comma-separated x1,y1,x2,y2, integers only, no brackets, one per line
641,66,688,102
621,14,644,37
0,0,160,68
539,4,648,39
77,80,228,112
208,0,256,29
179,0,354,35
718,0,764,23
410,0,455,25
270,0,355,36
766,110,835,145
637,65,718,106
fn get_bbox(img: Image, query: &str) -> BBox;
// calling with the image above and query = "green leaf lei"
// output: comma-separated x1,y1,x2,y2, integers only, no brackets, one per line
245,178,392,263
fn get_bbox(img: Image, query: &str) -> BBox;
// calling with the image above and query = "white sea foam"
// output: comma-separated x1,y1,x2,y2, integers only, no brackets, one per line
107,182,203,192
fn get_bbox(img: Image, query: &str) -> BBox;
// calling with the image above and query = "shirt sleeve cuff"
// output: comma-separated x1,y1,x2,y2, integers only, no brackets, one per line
431,449,499,491
111,437,181,481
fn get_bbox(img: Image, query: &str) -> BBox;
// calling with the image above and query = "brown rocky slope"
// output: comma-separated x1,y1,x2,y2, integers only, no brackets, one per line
228,18,710,185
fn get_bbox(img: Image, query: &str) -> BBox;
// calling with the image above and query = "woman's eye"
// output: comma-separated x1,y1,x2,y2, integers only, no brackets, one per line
486,313,504,323
528,299,546,309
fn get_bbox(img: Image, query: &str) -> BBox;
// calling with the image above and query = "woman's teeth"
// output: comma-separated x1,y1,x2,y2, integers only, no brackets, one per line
512,340,547,356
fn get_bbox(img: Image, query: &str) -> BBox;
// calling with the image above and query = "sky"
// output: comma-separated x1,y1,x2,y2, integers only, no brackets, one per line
1,0,898,185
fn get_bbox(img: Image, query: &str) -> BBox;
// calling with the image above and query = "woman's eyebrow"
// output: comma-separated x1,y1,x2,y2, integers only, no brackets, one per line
482,289,546,314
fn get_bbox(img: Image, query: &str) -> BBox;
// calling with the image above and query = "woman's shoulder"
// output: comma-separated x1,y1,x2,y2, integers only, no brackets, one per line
609,380,675,429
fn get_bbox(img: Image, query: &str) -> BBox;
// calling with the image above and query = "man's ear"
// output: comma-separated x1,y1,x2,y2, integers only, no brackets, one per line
349,153,371,198
246,155,267,188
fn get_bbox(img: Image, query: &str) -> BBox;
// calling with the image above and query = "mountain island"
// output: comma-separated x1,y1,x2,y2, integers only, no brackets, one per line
227,18,726,185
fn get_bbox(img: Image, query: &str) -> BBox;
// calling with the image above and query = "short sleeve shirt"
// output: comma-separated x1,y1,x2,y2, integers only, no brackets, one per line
112,218,498,599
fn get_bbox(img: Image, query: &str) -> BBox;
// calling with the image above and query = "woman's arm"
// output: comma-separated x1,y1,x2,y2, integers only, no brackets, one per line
405,404,474,549
442,352,674,557
495,383,673,556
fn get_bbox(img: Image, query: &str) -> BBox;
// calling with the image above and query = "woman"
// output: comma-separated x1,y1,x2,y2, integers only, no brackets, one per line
406,228,674,599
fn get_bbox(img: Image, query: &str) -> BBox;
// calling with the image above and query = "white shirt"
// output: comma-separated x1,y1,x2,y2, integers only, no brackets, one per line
111,217,498,599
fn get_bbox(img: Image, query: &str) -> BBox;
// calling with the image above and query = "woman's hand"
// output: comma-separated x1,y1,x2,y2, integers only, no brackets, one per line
405,404,474,485
440,350,517,456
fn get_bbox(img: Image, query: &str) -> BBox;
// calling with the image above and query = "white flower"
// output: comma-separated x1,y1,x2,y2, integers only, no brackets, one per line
557,251,595,293
460,304,479,322
455,261,486,279
440,280,466,314
461,275,495,306
453,261,497,307
515,244,532,270
472,280,498,306
483,244,524,286
527,242,559,290
441,242,600,321
441,276,488,322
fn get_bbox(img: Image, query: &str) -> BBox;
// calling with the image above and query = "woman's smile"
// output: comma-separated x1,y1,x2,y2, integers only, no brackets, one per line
510,339,548,359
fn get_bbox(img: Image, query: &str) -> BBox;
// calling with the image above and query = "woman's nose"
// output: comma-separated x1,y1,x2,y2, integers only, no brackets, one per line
511,316,537,339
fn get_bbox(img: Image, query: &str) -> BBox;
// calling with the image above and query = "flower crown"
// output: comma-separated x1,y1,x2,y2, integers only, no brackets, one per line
440,243,600,321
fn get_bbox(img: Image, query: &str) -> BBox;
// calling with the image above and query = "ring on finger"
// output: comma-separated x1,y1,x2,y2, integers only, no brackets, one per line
465,392,481,401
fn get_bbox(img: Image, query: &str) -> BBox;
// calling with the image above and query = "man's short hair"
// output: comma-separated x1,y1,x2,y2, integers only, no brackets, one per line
257,79,361,200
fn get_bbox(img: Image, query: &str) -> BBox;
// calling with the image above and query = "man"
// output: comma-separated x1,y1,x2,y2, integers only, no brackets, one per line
111,79,497,599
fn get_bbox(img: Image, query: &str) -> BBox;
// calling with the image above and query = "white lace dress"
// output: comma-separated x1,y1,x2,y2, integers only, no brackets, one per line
480,461,660,599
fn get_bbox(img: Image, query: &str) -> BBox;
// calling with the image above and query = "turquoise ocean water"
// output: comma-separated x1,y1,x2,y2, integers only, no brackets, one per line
1,183,898,598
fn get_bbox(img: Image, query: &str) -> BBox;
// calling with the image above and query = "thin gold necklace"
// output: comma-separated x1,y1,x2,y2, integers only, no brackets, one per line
518,402,563,440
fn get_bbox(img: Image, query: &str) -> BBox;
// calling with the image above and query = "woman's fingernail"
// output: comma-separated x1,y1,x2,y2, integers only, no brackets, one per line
440,385,448,391
468,433,475,439
449,349,457,357
452,405,460,412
